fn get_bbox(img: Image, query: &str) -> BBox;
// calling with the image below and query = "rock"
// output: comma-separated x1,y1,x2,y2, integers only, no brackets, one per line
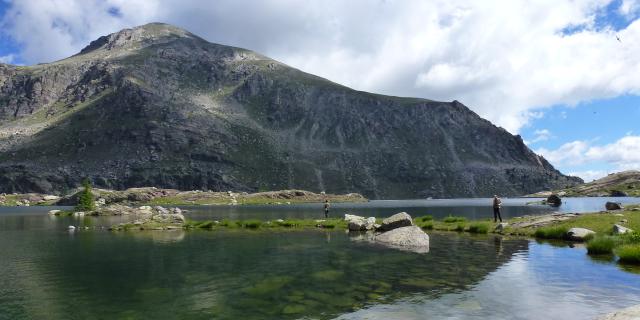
95,198,106,206
566,227,596,241
613,224,633,235
597,304,640,320
171,207,182,214
495,222,509,233
43,195,60,201
632,208,640,211
276,219,284,223
546,194,562,207
154,206,169,214
73,211,85,217
379,212,413,231
620,219,628,223
610,190,628,197
374,226,429,253
68,226,76,230
151,213,185,224
138,205,152,211
48,209,61,215
606,202,624,210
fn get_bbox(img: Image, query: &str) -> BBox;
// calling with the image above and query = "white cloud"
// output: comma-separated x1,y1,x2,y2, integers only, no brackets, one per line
619,0,640,18
1,0,640,132
528,129,553,144
568,170,609,181
0,54,14,63
537,135,640,179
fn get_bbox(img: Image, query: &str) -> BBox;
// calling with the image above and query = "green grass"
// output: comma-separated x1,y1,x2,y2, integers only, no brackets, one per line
415,215,433,222
417,221,434,230
586,236,618,254
534,226,569,239
467,223,490,234
616,244,640,264
454,223,465,232
443,216,466,223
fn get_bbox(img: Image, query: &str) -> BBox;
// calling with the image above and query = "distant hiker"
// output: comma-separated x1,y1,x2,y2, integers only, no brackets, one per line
493,195,503,223
324,199,330,218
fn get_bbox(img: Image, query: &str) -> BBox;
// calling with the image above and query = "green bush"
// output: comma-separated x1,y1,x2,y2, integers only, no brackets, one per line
454,223,465,232
468,223,490,234
443,216,466,223
586,236,618,254
416,215,433,222
75,178,95,211
534,226,569,239
419,221,434,230
242,220,263,229
616,244,640,264
621,231,640,244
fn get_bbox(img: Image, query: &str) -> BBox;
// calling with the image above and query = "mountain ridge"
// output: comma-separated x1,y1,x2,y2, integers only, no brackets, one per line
0,23,582,198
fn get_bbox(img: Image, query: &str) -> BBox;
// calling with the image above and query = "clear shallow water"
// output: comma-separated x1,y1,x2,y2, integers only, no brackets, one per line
182,197,640,221
1,208,640,320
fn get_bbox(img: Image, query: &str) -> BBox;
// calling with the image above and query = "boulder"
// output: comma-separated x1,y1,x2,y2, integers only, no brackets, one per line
566,227,595,241
606,202,623,210
379,212,413,231
43,195,60,201
546,194,562,207
610,190,628,197
151,213,185,224
48,209,61,215
613,224,633,235
346,215,376,231
494,222,509,233
374,226,429,253
138,205,152,211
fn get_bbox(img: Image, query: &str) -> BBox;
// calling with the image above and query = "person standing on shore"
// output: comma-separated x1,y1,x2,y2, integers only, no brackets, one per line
323,199,330,218
493,195,503,223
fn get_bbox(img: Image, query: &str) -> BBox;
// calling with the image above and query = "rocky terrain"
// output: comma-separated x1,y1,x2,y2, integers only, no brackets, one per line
0,23,581,198
527,170,640,197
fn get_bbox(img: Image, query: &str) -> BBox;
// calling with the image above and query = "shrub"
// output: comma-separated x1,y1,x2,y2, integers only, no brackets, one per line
242,220,263,229
419,221,434,230
76,178,95,211
468,223,490,234
534,226,569,239
621,231,640,244
454,223,465,232
443,216,466,223
616,244,640,264
416,215,433,222
586,236,617,254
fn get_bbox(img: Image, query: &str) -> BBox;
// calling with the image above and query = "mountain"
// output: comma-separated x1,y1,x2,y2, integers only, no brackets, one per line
0,23,582,198
527,170,640,197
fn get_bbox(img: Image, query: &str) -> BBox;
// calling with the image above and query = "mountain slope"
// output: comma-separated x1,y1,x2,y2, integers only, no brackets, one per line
528,170,640,197
0,23,582,198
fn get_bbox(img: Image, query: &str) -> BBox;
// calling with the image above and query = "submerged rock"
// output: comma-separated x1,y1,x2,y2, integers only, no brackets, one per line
378,212,413,231
606,202,624,210
566,227,595,241
374,226,429,253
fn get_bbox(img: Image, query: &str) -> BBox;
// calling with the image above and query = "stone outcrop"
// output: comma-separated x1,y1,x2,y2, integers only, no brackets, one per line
546,194,562,206
0,23,581,199
373,226,430,253
606,202,624,210
344,214,376,231
378,212,413,231
565,227,595,241
613,224,633,235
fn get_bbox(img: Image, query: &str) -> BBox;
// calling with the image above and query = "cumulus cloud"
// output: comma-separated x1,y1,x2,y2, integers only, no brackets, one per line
1,0,640,132
536,135,640,180
0,54,14,63
567,170,609,182
526,129,554,144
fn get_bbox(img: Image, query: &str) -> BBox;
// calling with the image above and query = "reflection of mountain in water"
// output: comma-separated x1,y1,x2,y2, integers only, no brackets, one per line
1,229,528,319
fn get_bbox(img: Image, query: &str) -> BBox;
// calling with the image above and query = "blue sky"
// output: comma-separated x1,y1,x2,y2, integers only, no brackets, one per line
1,0,640,182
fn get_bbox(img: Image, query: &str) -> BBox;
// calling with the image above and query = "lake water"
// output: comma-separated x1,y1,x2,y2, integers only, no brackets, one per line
1,198,640,319
183,197,640,221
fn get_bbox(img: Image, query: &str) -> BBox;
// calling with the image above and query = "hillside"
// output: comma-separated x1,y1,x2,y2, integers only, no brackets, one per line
0,23,582,198
527,170,640,197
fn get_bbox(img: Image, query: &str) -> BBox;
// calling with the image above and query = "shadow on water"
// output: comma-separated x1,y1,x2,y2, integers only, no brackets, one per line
0,229,528,320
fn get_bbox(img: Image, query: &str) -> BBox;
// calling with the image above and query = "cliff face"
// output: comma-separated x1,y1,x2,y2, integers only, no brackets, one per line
0,23,582,198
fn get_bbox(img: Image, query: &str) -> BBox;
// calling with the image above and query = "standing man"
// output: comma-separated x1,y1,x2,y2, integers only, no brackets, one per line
493,195,503,223
323,199,330,218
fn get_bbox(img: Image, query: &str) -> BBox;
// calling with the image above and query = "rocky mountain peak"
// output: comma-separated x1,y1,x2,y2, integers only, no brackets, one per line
79,22,199,55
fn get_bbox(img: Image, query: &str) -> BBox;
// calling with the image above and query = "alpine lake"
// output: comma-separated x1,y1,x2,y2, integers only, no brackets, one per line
1,197,639,320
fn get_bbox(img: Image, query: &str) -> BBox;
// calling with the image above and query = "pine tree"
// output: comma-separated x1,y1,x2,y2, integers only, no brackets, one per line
76,178,95,211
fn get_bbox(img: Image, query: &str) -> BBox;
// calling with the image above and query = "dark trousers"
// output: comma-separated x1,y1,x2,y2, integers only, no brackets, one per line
324,209,329,218
493,207,502,222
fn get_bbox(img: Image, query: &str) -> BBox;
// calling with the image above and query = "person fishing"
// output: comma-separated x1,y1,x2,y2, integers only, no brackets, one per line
493,195,503,223
323,199,330,218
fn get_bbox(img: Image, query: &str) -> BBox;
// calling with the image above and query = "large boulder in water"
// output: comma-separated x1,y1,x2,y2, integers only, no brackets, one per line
546,194,562,207
610,190,628,197
606,202,624,210
566,227,595,241
344,214,376,231
374,226,429,253
379,212,413,231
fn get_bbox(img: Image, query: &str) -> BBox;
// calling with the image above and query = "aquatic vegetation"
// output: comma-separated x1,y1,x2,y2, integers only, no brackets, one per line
243,276,294,296
419,221,434,230
467,223,490,234
241,220,263,229
311,270,344,281
616,244,640,264
534,226,569,239
587,236,618,255
443,216,466,223
416,215,433,222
